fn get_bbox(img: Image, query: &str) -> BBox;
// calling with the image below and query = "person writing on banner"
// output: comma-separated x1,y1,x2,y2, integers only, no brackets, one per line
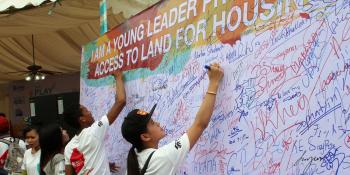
121,63,224,175
64,71,126,175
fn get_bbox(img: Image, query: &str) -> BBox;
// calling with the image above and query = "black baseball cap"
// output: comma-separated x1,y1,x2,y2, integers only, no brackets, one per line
121,104,157,146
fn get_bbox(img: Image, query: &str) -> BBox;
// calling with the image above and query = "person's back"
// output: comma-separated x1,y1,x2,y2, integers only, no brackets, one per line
0,138,8,174
64,113,111,174
0,113,11,175
0,114,26,175
0,137,26,174
43,153,64,175
39,124,69,175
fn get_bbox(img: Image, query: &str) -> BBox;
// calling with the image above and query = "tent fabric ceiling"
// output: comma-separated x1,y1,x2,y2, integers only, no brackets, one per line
0,0,56,12
0,0,159,84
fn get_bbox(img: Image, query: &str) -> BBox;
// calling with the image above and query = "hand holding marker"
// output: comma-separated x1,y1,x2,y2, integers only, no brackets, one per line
204,65,211,70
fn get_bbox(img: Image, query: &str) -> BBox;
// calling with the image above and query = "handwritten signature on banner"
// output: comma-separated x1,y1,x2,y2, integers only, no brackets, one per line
81,0,350,174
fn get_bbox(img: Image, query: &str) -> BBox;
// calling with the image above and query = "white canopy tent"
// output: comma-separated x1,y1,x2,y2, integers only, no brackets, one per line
0,0,57,11
0,0,159,83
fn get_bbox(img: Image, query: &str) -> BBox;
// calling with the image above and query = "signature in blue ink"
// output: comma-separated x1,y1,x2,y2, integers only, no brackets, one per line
320,146,350,174
228,127,243,139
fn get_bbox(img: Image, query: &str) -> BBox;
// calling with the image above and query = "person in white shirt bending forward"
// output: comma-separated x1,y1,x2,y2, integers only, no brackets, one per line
64,71,126,175
121,63,224,175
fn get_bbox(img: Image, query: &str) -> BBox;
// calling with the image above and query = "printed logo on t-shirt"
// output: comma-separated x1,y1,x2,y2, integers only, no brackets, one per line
70,148,85,174
137,110,148,116
175,140,182,150
98,121,103,127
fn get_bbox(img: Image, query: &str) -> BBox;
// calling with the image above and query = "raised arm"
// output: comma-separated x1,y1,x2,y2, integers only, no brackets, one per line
187,63,224,150
107,71,126,125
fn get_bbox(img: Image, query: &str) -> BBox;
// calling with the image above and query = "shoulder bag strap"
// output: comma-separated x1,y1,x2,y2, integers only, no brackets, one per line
140,151,155,175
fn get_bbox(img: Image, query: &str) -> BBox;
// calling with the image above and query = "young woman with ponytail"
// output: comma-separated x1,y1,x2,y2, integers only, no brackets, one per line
121,63,224,175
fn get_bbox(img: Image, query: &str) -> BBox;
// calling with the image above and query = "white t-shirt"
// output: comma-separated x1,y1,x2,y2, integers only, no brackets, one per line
0,136,26,168
52,161,65,175
64,115,110,175
43,153,65,175
21,148,41,175
134,133,190,175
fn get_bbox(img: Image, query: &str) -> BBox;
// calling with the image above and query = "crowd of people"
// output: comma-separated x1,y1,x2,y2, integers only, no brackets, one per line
0,64,224,175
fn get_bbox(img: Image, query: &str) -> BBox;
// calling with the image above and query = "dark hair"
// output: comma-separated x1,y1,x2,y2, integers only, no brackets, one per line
63,104,82,134
127,147,141,175
0,113,6,117
22,125,40,138
127,134,146,175
39,124,63,175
